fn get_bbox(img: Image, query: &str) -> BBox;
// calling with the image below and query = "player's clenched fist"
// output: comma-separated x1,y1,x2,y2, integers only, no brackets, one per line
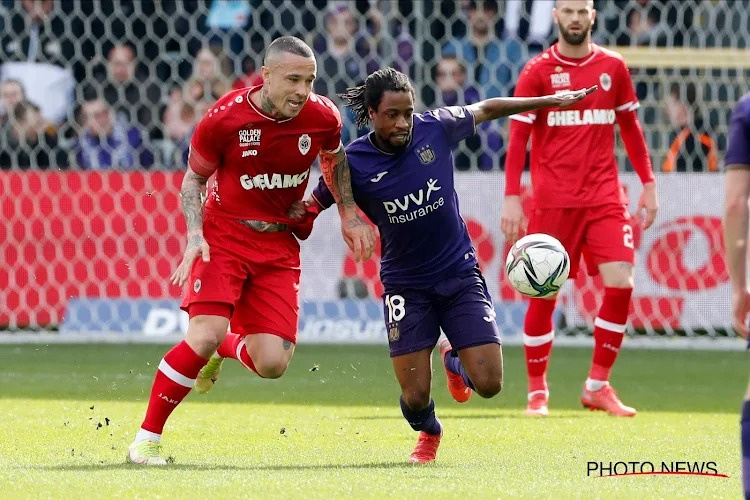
170,233,210,287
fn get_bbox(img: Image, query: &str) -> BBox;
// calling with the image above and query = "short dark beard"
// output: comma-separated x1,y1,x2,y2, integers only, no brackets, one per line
559,26,589,46
260,86,281,117
370,130,410,155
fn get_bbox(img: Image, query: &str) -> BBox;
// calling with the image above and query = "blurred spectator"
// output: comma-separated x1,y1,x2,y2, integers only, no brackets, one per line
311,3,380,97
625,3,670,47
391,20,416,79
0,99,68,170
162,91,211,169
442,0,524,99
0,78,25,124
662,82,718,173
431,56,480,107
204,0,251,65
232,55,263,90
426,55,502,171
312,2,381,143
73,98,154,170
161,46,229,165
183,47,231,107
504,0,553,49
84,44,163,140
0,0,76,124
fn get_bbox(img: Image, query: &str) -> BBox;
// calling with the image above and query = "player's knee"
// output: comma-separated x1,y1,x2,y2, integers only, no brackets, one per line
186,317,228,353
473,374,503,399
252,357,291,379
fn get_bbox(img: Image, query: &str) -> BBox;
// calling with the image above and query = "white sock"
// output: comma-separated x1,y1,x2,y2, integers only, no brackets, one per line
527,390,549,401
585,378,609,391
134,428,161,444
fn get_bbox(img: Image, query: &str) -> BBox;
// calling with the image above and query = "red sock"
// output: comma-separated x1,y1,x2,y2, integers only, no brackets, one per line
589,287,632,382
216,332,258,375
523,299,557,395
141,341,208,434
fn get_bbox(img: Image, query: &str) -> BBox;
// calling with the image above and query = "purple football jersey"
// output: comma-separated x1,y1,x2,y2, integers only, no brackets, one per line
343,106,478,288
726,92,750,168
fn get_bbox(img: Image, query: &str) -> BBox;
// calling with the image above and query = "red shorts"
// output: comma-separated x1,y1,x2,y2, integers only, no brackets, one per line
180,214,301,343
527,204,635,277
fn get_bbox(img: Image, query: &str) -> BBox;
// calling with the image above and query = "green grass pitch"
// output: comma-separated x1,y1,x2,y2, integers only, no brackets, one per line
0,343,745,498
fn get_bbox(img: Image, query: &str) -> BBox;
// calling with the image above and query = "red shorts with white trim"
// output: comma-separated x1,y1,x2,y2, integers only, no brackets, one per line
527,204,635,277
179,213,301,343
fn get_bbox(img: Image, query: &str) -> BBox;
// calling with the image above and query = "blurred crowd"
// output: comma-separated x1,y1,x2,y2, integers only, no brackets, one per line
0,0,746,172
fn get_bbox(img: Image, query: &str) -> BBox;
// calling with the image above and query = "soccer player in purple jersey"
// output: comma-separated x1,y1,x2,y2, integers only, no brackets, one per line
301,68,593,463
722,91,750,499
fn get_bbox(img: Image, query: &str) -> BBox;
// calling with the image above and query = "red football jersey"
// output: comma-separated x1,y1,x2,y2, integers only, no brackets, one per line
511,44,639,208
189,85,342,222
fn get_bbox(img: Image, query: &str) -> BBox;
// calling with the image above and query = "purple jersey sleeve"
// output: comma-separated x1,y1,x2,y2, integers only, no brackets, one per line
311,175,336,210
726,93,750,168
426,106,477,146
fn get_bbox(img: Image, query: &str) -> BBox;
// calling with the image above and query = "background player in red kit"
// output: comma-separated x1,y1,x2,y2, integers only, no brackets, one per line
127,36,374,465
501,0,658,417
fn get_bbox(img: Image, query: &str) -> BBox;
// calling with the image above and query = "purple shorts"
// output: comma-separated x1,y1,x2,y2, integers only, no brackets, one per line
382,266,502,357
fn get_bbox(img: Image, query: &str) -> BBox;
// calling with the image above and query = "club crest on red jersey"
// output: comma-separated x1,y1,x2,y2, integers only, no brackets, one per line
298,134,311,155
415,144,436,165
599,73,612,92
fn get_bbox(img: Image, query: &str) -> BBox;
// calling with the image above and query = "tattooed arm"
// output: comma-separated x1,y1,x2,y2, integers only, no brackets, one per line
318,145,375,261
170,165,212,287
318,145,356,215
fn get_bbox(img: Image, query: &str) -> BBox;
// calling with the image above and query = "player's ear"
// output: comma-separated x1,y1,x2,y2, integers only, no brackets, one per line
368,107,376,121
261,65,270,84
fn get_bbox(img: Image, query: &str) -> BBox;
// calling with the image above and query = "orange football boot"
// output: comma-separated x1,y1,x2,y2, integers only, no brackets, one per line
581,384,637,417
437,338,472,403
525,391,549,417
408,431,442,464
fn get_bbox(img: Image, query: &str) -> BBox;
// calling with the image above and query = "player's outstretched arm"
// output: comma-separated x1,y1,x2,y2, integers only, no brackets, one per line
724,168,750,338
467,86,597,125
170,165,210,287
318,145,375,261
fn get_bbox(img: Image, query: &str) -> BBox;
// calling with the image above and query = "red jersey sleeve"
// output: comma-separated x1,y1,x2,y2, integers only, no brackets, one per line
613,59,640,115
504,62,539,196
188,110,221,177
613,60,655,184
314,94,343,152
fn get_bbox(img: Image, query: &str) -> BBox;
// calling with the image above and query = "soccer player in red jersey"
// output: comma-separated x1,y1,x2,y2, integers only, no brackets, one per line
501,0,658,417
126,36,375,465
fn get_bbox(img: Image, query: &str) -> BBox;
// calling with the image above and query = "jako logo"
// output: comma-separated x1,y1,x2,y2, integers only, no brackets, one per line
242,150,258,158
158,393,179,405
240,170,309,190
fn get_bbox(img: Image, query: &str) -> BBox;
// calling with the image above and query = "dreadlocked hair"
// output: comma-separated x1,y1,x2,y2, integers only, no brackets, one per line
338,68,414,129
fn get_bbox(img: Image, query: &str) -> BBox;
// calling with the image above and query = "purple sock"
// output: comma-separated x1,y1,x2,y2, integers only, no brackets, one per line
444,351,475,390
400,397,442,436
742,400,750,498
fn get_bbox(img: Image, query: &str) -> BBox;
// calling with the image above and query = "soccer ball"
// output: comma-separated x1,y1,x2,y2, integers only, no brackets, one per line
505,233,570,298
